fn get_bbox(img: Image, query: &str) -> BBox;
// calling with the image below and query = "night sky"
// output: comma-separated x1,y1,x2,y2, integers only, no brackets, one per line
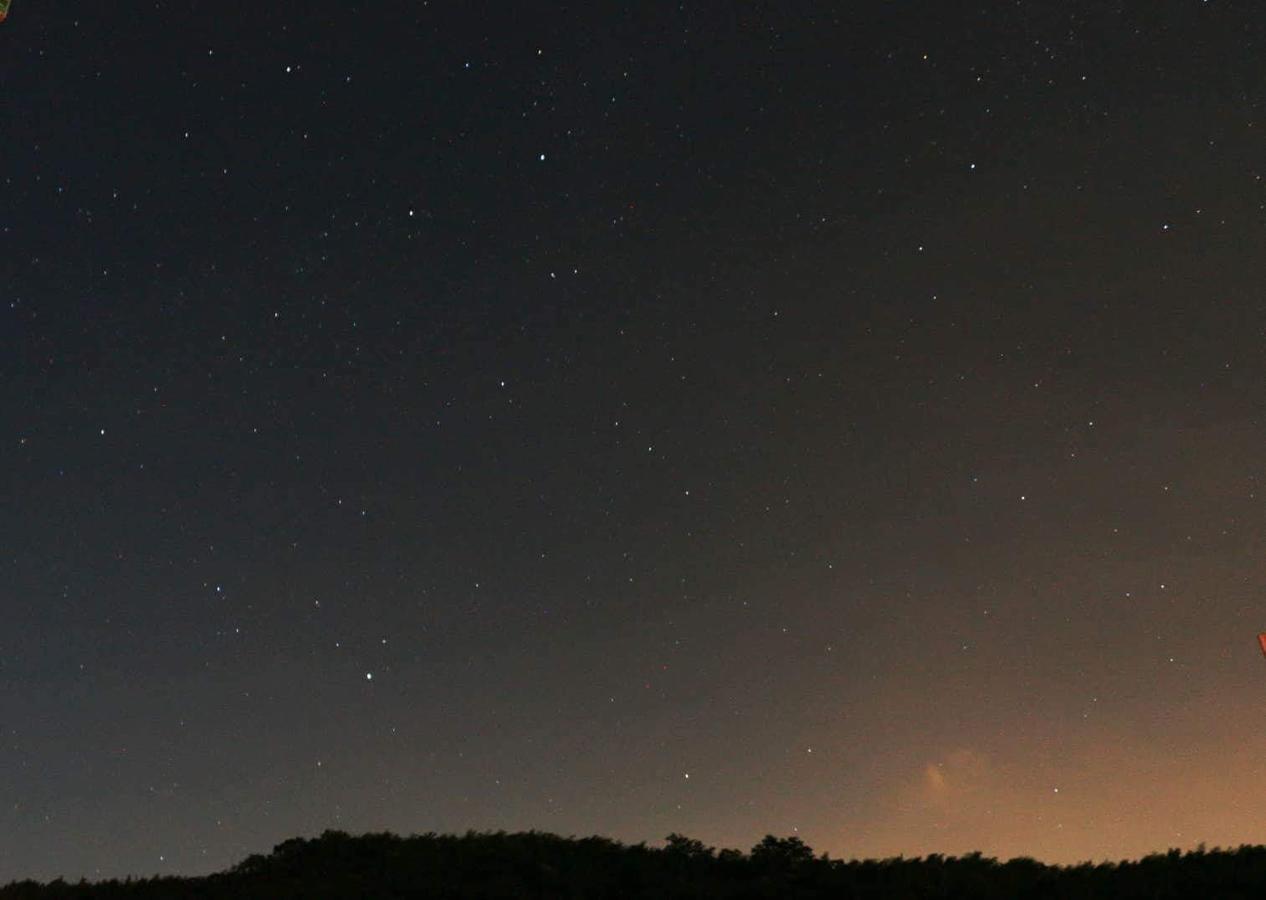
6,0,1266,881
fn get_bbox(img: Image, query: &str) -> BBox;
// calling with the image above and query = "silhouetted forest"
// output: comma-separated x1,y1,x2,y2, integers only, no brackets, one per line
7,829,1266,899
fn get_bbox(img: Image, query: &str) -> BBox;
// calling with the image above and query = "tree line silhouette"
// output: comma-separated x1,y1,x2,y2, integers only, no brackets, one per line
6,828,1266,898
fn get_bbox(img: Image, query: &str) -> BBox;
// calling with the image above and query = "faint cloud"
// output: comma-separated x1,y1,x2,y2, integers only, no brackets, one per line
920,748,991,804
841,747,1006,859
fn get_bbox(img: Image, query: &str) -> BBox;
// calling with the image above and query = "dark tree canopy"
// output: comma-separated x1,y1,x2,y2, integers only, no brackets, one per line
5,830,1266,899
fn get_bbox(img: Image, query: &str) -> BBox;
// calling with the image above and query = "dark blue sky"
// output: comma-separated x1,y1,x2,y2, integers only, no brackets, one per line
6,1,1266,880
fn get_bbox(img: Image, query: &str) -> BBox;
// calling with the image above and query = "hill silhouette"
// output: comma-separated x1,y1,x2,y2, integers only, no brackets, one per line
6,829,1266,899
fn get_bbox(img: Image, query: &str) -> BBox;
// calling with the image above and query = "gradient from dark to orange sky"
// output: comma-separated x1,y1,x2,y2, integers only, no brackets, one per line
5,0,1266,880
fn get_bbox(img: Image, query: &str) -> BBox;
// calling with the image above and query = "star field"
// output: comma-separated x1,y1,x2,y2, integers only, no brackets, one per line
5,0,1266,881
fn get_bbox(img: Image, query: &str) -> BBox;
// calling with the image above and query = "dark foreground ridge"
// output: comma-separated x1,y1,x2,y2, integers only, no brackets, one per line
6,830,1266,899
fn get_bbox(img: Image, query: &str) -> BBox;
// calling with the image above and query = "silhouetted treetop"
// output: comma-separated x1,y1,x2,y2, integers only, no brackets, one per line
7,829,1266,899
